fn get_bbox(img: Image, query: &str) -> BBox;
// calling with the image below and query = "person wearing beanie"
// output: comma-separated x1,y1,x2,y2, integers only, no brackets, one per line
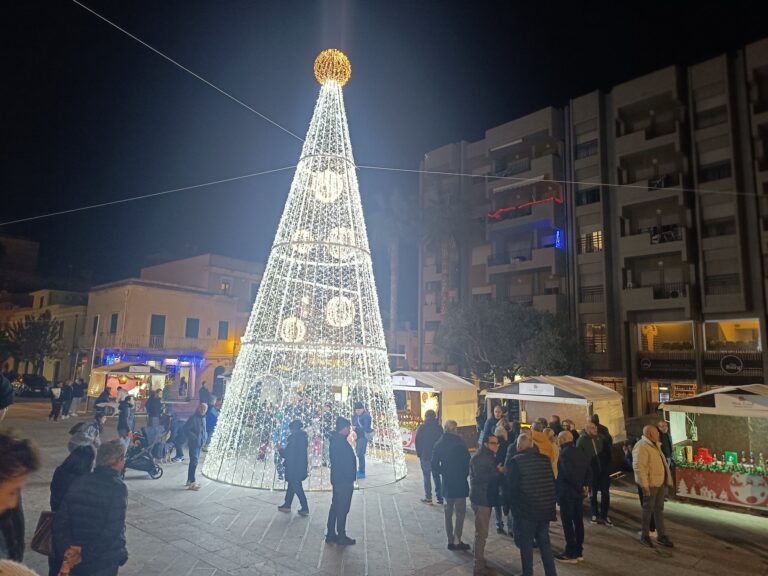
351,402,373,479
278,420,310,516
326,417,357,546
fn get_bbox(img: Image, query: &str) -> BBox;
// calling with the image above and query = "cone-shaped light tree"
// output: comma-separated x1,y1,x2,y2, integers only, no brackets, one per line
203,50,407,489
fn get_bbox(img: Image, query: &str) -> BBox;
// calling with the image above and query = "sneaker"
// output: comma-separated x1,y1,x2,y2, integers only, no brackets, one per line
277,505,291,512
496,527,506,535
639,535,654,548
325,534,336,544
436,498,444,504
590,515,599,524
420,498,433,504
298,508,310,517
555,553,578,564
187,483,201,491
336,536,356,546
172,457,184,463
457,542,471,551
656,536,674,548
576,555,584,562
603,516,613,526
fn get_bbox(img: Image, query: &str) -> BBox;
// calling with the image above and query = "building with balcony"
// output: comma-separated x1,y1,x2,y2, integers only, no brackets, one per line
418,36,768,415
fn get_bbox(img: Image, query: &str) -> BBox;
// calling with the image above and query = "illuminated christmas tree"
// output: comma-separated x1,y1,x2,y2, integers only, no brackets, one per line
203,49,406,489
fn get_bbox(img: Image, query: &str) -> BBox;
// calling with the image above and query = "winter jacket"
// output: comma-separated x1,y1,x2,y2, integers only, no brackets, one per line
633,436,673,490
507,448,557,522
414,418,443,461
60,384,73,402
72,382,86,398
0,504,24,561
50,463,90,513
329,432,357,485
596,423,613,467
53,467,128,573
0,376,13,411
205,405,220,436
480,417,499,443
659,431,673,459
116,400,135,436
549,421,563,436
183,411,207,446
352,410,373,435
576,431,604,473
94,389,111,406
469,446,499,507
283,429,309,482
556,442,592,502
145,395,162,418
431,432,470,499
199,386,212,405
69,419,102,450
531,430,556,471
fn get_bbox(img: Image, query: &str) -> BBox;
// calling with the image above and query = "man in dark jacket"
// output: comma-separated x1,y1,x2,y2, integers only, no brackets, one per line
469,433,500,575
555,431,592,563
480,405,503,445
431,420,471,551
278,420,310,516
183,403,208,490
507,434,557,576
415,409,443,504
70,377,86,416
53,440,128,576
326,417,357,546
577,420,611,525
198,382,212,405
548,415,563,436
145,390,162,428
658,419,673,465
0,375,13,422
116,396,135,450
351,402,372,479
60,382,74,419
589,415,613,524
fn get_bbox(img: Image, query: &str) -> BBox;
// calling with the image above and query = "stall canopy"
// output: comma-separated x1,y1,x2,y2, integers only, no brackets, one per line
391,371,476,393
88,362,166,397
486,376,626,441
662,384,768,417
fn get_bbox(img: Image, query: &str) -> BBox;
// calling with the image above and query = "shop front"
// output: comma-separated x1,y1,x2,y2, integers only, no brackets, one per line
87,362,167,413
662,384,768,513
391,371,478,450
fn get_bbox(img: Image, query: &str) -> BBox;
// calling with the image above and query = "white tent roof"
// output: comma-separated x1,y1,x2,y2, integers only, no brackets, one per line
391,371,476,392
91,362,166,375
662,383,768,416
485,375,622,405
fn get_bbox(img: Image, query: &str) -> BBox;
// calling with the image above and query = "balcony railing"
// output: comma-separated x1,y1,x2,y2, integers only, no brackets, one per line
580,285,604,303
704,274,741,295
648,173,680,191
148,335,164,349
487,251,532,266
509,295,533,307
494,157,531,178
652,282,688,300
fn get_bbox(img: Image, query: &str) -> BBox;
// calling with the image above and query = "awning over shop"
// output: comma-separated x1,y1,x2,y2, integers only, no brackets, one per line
88,362,166,397
485,375,621,405
391,371,477,393
661,384,768,417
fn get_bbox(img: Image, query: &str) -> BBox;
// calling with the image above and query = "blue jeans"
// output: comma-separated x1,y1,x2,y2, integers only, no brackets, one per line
356,435,368,473
419,457,442,500
559,497,584,557
514,518,557,576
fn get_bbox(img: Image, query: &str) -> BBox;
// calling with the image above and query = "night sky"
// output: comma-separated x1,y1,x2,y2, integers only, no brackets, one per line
2,1,765,325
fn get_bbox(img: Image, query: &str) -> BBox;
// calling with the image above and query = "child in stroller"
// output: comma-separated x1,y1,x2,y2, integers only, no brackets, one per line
124,427,164,479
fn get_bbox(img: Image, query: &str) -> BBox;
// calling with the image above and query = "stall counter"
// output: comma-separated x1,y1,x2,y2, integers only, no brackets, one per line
675,465,768,512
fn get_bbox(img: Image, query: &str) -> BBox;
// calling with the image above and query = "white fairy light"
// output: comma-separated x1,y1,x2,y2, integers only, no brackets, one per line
202,50,406,490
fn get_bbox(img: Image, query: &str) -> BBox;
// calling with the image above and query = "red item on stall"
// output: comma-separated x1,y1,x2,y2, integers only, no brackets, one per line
696,447,714,464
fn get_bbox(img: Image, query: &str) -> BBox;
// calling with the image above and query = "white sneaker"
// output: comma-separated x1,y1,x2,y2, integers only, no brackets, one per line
187,483,200,491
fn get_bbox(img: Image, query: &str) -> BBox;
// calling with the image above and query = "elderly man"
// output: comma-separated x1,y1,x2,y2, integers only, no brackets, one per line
577,421,611,525
415,409,444,504
431,419,471,551
555,431,591,563
633,425,674,548
53,440,128,576
469,434,500,575
183,403,208,491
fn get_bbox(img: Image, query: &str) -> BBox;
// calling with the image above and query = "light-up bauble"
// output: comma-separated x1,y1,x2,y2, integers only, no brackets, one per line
328,226,355,260
314,48,351,86
325,296,355,327
312,169,343,203
280,317,307,342
291,229,313,254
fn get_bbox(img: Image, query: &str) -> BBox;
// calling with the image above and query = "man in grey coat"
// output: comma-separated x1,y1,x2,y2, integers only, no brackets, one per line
469,434,500,575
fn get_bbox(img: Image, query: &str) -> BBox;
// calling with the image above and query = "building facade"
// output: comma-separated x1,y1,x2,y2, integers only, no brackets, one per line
419,37,768,415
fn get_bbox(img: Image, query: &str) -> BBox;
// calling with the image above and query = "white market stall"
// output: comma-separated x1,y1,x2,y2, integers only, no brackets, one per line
87,362,167,413
485,375,626,442
391,371,478,450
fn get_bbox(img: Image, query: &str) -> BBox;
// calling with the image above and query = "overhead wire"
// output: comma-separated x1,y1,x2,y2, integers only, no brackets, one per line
0,165,296,227
70,0,304,143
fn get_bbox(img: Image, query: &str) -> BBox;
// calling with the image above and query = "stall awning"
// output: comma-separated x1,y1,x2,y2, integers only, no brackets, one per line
661,384,768,417
485,375,622,405
91,362,166,375
391,371,477,393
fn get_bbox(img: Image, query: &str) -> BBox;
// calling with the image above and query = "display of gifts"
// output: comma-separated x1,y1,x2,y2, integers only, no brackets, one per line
695,447,714,464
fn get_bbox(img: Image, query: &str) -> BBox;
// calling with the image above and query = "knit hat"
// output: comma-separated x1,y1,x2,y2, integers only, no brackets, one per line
289,419,304,431
0,561,40,576
335,416,351,431
353,402,364,410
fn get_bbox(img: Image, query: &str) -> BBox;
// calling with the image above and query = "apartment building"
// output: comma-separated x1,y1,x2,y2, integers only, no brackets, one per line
82,254,263,399
419,37,768,415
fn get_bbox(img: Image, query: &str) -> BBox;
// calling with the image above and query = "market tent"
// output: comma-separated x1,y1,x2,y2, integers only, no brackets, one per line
661,384,768,417
87,362,166,397
391,371,478,427
485,375,626,441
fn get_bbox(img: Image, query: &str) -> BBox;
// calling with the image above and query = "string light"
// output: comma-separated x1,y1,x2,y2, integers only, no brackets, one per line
203,50,406,490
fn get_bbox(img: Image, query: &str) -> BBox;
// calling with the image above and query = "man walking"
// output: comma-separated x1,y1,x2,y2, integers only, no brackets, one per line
577,421,611,525
116,395,135,450
70,378,86,416
278,420,310,516
60,381,74,419
53,440,128,576
469,434,500,575
145,389,162,428
183,403,208,491
507,434,558,576
326,417,357,545
415,409,443,504
351,402,372,479
431,420,471,551
633,425,674,548
555,431,591,563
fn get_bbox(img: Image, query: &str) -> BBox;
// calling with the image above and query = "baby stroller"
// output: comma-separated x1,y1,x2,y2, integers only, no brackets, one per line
124,428,164,479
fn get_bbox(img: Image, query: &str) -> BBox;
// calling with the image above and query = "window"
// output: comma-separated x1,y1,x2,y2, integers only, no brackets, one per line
425,281,441,293
425,320,441,332
576,187,600,206
250,283,260,304
578,230,603,254
575,139,598,159
583,323,607,353
219,278,232,294
699,160,732,183
218,320,229,340
580,285,604,303
185,318,200,339
150,315,166,336
109,313,118,335
695,105,727,130
702,217,736,238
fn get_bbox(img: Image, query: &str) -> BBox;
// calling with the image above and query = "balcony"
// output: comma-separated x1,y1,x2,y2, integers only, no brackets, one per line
487,154,561,194
616,177,687,208
487,246,562,276
637,350,696,379
533,293,565,314
615,121,681,157
702,350,763,385
619,225,687,264
622,282,691,318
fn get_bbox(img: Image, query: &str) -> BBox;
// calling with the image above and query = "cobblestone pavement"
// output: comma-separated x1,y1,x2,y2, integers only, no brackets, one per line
6,400,768,575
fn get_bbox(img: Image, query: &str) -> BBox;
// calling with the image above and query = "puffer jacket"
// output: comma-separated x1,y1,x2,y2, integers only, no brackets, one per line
633,436,672,490
283,429,309,482
431,432,470,499
329,432,357,485
53,467,128,573
414,418,443,461
183,411,207,446
469,446,499,507
507,447,556,522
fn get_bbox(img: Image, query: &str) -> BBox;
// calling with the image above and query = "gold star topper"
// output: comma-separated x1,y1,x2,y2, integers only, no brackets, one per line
314,49,351,86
